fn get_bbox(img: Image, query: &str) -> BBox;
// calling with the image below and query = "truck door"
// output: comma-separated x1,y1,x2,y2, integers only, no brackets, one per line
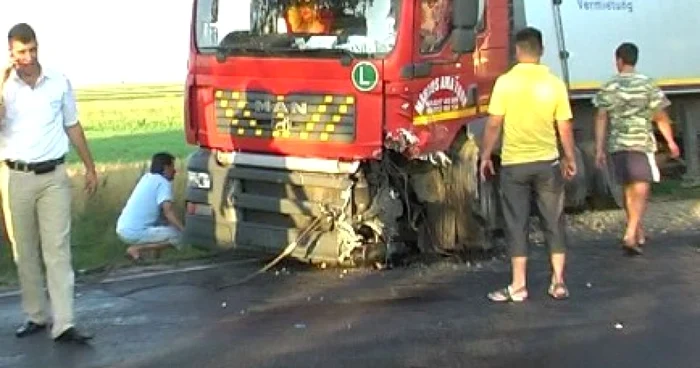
405,0,483,151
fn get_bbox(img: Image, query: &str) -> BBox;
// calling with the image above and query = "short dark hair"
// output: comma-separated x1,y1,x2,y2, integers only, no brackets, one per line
150,152,175,174
515,27,543,56
616,42,639,66
8,23,36,44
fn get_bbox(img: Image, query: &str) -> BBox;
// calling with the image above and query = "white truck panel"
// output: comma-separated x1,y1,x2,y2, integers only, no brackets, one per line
523,0,700,97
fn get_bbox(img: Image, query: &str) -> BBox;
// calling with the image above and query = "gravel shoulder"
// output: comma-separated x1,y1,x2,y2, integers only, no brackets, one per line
566,198,700,240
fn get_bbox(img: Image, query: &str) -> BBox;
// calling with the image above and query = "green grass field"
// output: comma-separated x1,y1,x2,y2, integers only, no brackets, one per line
0,84,207,286
67,84,194,164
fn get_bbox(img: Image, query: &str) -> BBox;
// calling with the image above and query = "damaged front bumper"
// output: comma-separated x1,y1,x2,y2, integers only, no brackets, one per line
183,149,396,265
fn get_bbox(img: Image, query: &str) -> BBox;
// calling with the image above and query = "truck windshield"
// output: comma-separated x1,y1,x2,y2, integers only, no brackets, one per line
195,0,399,58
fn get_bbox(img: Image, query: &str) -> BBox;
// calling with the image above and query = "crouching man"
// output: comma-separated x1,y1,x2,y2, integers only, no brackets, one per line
117,152,184,261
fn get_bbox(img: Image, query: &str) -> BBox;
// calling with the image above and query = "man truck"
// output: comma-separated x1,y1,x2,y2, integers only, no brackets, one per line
182,0,700,266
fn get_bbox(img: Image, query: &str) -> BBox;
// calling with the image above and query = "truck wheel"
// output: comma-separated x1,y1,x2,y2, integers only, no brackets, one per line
451,134,487,250
564,146,588,210
417,132,491,253
603,153,625,208
579,141,624,209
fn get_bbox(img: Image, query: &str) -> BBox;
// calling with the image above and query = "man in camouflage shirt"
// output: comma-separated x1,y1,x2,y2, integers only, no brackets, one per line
592,42,680,256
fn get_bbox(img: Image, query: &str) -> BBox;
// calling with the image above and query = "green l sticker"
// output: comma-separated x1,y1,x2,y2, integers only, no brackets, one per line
351,61,378,92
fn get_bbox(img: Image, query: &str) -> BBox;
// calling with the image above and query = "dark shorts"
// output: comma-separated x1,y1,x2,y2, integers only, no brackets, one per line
500,159,566,258
611,151,660,184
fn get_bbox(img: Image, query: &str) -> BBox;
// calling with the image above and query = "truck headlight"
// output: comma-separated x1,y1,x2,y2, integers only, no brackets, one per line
187,171,211,189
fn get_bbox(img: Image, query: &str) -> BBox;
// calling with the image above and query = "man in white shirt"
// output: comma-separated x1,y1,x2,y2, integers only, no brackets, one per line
117,152,184,261
0,23,97,343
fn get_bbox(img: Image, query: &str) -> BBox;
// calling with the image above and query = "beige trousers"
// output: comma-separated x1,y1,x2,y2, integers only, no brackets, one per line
0,162,75,338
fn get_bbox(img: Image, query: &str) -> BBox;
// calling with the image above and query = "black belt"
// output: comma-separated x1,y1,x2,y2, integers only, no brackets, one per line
5,156,65,174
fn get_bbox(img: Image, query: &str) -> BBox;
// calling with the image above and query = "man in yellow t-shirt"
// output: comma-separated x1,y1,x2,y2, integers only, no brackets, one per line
479,27,577,303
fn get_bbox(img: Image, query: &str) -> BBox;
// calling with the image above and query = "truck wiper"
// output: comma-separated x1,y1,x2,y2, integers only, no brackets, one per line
289,48,364,66
215,45,272,62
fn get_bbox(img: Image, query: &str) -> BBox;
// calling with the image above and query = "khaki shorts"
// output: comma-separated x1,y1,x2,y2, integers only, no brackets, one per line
117,226,183,249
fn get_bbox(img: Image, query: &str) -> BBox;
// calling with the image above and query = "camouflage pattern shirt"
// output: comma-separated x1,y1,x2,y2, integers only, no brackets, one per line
592,72,671,153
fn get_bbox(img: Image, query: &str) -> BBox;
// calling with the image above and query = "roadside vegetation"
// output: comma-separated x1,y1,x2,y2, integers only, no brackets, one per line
0,84,208,286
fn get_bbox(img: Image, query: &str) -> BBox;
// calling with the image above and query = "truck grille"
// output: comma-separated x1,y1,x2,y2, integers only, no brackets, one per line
214,90,356,143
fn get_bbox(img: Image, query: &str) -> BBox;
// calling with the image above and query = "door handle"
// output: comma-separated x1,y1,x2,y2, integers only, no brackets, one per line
400,62,433,79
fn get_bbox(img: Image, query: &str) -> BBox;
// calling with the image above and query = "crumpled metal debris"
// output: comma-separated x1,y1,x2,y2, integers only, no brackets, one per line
417,151,452,167
384,129,452,167
337,182,403,264
384,128,420,155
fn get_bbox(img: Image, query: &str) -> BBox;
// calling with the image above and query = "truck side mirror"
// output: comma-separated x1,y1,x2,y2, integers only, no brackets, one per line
452,0,480,54
452,29,476,54
453,0,480,29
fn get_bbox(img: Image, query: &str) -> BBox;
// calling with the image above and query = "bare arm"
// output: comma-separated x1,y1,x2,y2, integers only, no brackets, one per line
0,62,12,120
62,77,98,193
654,110,675,145
594,109,608,154
553,82,577,178
557,119,576,161
645,83,678,156
65,123,96,172
161,201,184,232
480,115,504,160
653,109,680,158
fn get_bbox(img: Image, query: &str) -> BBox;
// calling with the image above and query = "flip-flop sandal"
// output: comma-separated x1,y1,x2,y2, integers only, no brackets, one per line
621,244,643,256
488,286,528,303
637,228,648,246
548,283,569,300
621,238,643,256
637,236,647,247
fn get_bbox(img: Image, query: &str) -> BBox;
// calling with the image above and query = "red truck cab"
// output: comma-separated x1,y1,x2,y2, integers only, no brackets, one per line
183,0,515,265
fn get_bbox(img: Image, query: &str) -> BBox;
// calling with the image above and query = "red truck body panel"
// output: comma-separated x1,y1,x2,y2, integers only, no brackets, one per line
187,56,385,160
185,0,512,160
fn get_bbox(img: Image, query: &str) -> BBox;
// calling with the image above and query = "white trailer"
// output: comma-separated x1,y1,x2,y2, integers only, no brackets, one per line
523,0,700,98
517,0,700,206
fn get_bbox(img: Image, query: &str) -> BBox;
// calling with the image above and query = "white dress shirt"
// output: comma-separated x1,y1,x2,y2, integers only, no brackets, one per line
0,67,78,163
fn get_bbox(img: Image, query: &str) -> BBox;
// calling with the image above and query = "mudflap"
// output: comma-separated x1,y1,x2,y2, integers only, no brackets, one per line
413,132,500,254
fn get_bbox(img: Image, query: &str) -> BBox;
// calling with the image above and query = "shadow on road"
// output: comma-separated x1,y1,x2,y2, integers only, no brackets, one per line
0,233,699,368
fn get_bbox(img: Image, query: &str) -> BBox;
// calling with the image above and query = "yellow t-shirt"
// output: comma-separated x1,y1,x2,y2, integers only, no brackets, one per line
488,63,572,166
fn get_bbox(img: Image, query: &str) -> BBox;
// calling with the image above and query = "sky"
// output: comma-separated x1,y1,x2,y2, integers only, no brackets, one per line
0,0,192,87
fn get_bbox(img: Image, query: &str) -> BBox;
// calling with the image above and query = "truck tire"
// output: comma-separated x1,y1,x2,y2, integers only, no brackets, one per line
579,141,624,209
418,132,492,253
564,145,588,210
603,153,625,208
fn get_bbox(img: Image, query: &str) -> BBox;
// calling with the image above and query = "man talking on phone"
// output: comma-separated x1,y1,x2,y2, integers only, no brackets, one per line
479,27,576,303
0,23,97,343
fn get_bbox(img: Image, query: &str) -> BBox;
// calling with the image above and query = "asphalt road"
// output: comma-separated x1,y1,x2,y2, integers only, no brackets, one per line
1,233,700,368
